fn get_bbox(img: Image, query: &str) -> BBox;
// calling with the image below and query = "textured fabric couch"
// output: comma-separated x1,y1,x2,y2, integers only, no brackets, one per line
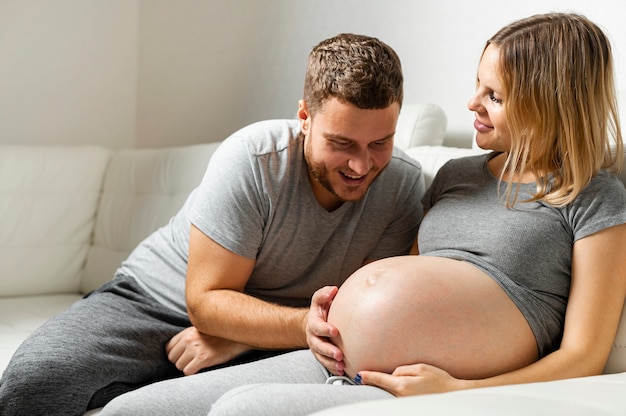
2,100,625,415
0,103,444,415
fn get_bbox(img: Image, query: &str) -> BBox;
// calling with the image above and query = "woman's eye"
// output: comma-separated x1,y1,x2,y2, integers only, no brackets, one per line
489,92,502,104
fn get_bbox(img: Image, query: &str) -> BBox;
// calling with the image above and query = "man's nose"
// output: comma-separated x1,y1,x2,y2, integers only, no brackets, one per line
347,148,372,176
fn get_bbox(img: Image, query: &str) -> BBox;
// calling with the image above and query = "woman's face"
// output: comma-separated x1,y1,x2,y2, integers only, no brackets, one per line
467,44,511,152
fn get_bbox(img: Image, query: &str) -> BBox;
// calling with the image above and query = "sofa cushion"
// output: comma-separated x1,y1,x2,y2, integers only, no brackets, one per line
311,372,626,416
394,103,447,150
0,145,111,297
405,145,488,188
81,143,221,294
605,302,626,374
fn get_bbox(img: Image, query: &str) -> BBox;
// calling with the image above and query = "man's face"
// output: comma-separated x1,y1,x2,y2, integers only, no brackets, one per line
299,97,400,211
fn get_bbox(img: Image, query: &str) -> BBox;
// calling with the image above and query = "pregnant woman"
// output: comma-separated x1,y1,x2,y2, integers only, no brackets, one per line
100,12,626,416
313,11,626,397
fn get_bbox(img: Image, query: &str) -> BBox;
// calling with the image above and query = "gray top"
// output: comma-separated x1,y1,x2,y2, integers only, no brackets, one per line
118,119,424,313
419,152,626,357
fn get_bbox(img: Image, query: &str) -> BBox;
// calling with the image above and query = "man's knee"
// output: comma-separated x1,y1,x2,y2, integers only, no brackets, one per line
0,354,88,415
2,351,63,389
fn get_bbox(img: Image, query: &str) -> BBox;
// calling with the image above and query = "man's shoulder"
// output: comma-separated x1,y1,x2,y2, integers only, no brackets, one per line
388,146,422,175
228,119,301,156
369,147,424,199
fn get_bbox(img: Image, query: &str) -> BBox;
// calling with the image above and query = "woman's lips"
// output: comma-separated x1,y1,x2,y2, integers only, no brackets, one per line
474,119,493,133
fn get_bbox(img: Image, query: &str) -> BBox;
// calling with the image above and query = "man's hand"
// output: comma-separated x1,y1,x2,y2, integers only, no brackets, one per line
166,326,250,375
305,286,345,375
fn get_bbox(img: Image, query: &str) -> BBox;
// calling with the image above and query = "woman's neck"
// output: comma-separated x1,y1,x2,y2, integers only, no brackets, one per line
488,152,536,183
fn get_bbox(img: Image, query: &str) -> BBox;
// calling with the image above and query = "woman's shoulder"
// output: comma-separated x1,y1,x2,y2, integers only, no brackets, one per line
584,170,626,197
566,170,626,240
436,152,493,179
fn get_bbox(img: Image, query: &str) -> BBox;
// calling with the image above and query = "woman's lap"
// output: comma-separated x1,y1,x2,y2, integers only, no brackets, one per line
208,382,393,416
100,349,333,416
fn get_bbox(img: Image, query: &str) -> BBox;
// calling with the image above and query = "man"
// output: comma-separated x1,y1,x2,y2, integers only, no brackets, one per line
0,33,424,416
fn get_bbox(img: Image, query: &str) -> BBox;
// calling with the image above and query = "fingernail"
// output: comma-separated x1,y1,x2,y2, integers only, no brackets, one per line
353,373,362,385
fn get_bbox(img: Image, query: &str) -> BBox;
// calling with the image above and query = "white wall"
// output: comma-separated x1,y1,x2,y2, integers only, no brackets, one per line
234,0,626,147
0,0,624,149
135,1,301,148
0,0,138,148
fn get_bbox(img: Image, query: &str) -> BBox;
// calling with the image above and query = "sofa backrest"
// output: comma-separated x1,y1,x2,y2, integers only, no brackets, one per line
0,145,111,297
80,104,447,293
81,143,221,294
394,103,447,149
0,103,446,299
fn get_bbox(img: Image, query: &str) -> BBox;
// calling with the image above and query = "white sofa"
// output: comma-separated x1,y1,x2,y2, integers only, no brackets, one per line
1,101,625,415
0,103,442,414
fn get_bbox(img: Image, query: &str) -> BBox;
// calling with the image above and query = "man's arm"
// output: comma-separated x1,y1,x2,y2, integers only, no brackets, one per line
185,224,309,349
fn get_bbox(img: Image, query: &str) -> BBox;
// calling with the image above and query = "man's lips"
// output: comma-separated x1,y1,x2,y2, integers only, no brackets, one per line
474,119,493,133
340,171,367,185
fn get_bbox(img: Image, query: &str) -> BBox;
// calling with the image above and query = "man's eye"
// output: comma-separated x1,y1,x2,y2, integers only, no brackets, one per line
371,140,390,147
332,141,351,149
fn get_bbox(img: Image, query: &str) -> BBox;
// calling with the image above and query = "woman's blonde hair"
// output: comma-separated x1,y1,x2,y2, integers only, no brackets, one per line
486,13,623,206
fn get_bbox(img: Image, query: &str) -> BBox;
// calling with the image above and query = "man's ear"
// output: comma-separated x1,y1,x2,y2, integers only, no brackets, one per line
297,100,310,134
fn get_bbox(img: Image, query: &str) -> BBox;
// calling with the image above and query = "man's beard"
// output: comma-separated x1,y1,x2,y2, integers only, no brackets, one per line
308,160,346,202
305,149,380,203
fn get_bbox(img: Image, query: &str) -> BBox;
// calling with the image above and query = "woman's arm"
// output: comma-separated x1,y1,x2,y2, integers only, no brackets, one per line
359,223,626,396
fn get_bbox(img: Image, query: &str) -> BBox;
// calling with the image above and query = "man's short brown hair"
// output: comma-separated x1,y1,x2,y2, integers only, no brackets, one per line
303,33,403,116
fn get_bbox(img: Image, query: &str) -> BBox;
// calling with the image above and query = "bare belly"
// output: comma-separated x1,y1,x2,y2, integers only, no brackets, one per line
327,255,538,379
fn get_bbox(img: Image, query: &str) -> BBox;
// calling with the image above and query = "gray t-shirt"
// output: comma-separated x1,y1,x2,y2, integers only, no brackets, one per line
419,152,626,357
118,119,424,313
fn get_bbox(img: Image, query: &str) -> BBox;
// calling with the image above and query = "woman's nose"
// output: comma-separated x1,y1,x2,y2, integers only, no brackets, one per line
467,93,481,112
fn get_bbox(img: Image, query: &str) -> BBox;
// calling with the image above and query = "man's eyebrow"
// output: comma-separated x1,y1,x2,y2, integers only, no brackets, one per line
323,132,395,142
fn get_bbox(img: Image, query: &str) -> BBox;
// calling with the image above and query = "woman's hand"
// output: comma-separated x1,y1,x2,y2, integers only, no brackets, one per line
165,326,250,375
358,363,468,396
305,286,345,375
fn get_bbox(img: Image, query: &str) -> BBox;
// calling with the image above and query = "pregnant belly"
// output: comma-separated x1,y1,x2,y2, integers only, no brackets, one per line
327,255,537,379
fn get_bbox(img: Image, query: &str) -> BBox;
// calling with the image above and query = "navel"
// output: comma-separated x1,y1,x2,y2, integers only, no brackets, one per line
365,268,384,286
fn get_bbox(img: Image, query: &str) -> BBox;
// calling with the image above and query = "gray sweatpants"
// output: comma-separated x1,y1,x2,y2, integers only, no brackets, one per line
100,349,394,416
0,276,283,416
0,276,190,416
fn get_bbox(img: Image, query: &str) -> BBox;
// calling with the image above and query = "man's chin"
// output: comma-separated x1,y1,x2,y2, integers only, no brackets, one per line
334,186,369,202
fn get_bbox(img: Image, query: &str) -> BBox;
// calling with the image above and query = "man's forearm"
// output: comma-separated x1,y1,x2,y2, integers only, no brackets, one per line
187,289,309,350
